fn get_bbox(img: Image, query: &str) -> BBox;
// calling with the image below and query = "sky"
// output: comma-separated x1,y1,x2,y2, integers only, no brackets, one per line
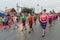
0,0,60,13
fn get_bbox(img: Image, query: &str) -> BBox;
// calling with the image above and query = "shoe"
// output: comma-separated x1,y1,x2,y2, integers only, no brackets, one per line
17,26,19,29
25,29,26,30
29,31,31,34
13,28,16,30
31,28,33,31
25,28,27,30
9,26,11,28
42,35,45,37
4,27,7,30
21,30,24,32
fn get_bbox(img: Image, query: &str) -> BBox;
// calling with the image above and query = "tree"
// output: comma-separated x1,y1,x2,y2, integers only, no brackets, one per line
21,7,32,13
52,9,55,13
58,11,60,14
50,11,53,14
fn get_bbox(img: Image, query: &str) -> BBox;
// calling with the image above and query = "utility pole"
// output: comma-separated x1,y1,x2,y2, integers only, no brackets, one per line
37,4,40,14
16,2,19,13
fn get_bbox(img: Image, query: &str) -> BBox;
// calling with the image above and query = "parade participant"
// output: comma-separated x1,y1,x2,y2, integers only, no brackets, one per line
55,13,58,19
0,17,2,25
48,13,53,27
33,14,37,25
52,14,56,24
7,14,11,28
53,14,55,20
38,13,42,26
2,16,8,29
56,13,58,19
39,9,48,37
27,13,34,33
38,14,40,23
13,14,18,30
54,13,57,20
21,14,27,31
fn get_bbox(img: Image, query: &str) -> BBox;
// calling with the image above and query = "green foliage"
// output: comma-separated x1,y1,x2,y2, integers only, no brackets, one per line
21,7,32,13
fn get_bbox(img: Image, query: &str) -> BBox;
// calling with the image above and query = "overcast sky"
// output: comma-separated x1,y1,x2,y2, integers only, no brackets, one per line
0,0,60,13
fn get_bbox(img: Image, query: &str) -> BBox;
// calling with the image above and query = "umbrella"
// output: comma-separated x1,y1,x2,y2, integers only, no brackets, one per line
0,12,6,17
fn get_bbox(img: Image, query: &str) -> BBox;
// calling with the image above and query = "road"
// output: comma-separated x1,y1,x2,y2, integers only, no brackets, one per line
0,17,60,40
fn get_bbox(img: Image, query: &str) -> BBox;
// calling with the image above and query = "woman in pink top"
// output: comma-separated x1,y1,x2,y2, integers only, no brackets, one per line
52,14,55,20
39,9,48,37
55,13,58,19
48,13,53,27
38,14,42,25
56,13,58,19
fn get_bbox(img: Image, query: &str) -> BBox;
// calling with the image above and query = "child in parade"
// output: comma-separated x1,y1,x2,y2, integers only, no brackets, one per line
39,9,48,37
0,17,3,25
33,14,37,25
21,14,27,31
7,14,11,28
48,13,53,27
13,14,18,30
27,13,34,33
2,16,8,29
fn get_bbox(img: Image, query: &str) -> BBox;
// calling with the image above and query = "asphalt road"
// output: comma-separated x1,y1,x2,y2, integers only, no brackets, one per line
0,17,60,40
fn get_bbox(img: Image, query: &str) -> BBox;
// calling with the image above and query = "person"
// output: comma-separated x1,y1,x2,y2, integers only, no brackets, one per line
33,14,37,25
2,16,8,29
39,9,48,37
53,14,56,20
38,13,42,26
21,14,27,31
52,14,55,24
55,13,58,19
48,13,53,27
54,14,56,20
7,14,11,28
27,13,34,33
0,17,2,25
13,14,18,30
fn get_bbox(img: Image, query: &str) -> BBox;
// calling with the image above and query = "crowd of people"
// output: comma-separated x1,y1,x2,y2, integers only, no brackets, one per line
0,9,58,37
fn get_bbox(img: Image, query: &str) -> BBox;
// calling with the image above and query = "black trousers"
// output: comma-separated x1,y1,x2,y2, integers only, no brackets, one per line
22,20,25,27
3,21,8,26
29,21,33,29
34,19,37,23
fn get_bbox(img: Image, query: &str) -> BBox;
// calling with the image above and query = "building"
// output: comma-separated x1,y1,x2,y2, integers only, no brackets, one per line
4,8,17,15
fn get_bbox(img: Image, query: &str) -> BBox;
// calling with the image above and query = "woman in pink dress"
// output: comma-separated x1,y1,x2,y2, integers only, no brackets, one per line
39,9,48,37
